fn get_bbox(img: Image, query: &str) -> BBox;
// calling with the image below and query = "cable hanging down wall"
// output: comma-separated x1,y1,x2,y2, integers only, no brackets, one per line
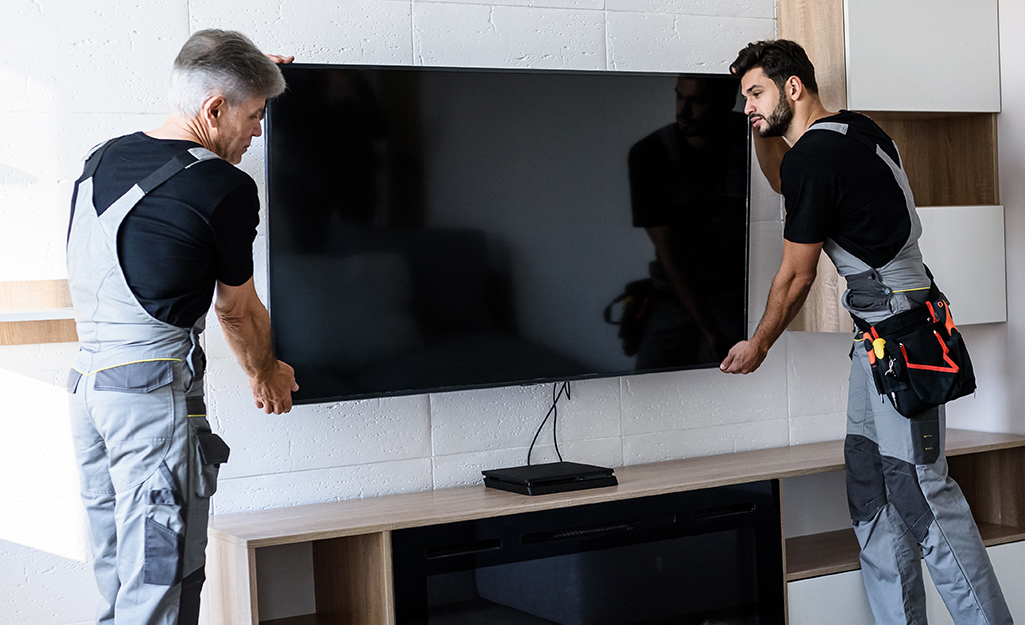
527,381,570,466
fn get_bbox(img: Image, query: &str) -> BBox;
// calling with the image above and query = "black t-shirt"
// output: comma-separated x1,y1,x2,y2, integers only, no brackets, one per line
70,132,259,328
781,111,911,269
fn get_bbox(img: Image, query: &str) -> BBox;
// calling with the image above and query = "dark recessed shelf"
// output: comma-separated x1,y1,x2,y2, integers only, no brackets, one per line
786,523,1025,582
262,615,334,625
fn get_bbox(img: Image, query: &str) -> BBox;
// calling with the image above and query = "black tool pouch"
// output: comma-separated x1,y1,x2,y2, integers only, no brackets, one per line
604,278,655,356
856,289,975,418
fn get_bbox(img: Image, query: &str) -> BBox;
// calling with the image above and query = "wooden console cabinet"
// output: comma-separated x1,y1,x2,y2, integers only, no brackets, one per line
202,428,1025,625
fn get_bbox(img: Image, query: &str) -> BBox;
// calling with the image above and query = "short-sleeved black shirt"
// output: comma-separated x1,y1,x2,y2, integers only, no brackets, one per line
70,132,259,328
781,111,912,269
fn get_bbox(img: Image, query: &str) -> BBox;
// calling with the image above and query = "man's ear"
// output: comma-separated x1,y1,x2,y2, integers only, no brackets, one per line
786,76,804,102
200,95,228,128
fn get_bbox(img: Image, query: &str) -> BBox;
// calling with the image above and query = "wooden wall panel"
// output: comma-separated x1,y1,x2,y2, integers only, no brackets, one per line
776,0,846,112
787,250,853,333
0,279,73,309
777,0,849,332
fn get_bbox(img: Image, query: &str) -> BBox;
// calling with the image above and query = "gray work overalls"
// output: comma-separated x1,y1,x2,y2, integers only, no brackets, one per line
66,140,230,625
809,119,1012,625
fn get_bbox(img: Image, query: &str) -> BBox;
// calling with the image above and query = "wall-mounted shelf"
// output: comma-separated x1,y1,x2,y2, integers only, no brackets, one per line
0,280,78,345
0,308,76,322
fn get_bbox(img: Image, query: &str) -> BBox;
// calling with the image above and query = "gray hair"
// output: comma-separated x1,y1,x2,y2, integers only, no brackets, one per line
168,29,286,117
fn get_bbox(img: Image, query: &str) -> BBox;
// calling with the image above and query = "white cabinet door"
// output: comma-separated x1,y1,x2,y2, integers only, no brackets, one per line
917,205,1006,325
789,542,1024,624
788,569,878,625
844,0,1000,112
923,541,1025,623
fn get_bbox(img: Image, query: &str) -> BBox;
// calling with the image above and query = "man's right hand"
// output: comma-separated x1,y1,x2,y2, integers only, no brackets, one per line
249,360,299,414
720,339,768,374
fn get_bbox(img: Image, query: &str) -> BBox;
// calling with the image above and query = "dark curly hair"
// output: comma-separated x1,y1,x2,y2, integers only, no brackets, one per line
729,39,818,95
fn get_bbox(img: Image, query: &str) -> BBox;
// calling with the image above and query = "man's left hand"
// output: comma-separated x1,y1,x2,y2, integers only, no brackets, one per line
267,54,295,64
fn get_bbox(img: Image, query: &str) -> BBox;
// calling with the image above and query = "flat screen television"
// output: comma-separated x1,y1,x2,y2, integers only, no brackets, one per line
266,63,750,404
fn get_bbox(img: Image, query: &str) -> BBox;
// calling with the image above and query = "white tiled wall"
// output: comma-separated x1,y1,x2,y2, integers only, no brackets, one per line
1,0,1020,623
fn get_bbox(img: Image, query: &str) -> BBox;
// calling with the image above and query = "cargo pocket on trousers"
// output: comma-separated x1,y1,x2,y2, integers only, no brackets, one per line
144,517,183,585
189,418,230,499
66,369,82,394
144,462,184,586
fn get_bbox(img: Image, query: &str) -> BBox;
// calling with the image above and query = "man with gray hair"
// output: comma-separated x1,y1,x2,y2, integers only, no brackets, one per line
66,30,297,624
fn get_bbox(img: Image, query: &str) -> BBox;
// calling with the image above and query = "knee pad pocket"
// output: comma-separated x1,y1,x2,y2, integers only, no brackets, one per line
881,455,934,543
845,435,887,522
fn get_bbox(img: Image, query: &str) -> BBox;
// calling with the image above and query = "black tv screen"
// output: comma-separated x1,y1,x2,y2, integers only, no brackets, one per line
266,64,750,403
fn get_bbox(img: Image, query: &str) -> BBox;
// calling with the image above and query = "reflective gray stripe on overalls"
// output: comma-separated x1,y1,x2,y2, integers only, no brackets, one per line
808,120,1011,625
66,140,230,625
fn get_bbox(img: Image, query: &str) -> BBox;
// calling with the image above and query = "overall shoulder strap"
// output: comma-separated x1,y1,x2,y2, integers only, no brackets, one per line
77,137,122,183
97,147,222,242
808,114,901,168
137,146,220,193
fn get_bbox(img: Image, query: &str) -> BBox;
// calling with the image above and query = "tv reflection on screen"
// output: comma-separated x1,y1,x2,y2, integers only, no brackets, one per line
626,74,749,368
265,64,750,403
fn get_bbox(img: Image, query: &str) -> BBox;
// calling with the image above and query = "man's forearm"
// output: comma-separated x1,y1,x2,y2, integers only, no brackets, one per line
720,240,821,374
749,267,815,350
217,299,277,379
215,278,297,414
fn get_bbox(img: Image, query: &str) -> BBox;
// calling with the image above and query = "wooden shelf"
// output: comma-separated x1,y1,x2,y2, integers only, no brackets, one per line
977,522,1025,547
263,616,332,625
205,429,1025,625
786,437,1025,581
787,529,861,581
0,308,75,322
0,280,78,345
871,113,999,207
786,524,1025,582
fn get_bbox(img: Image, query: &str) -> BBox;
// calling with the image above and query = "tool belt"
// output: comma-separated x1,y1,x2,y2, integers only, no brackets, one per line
853,284,975,418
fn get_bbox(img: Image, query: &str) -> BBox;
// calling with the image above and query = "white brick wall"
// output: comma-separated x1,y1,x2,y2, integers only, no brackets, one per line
0,0,1019,622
